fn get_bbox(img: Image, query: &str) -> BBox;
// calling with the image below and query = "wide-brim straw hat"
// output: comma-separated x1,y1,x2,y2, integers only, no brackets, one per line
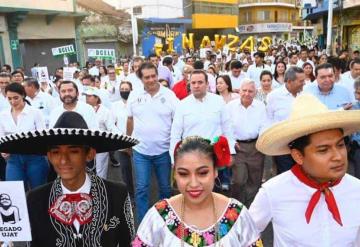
0,111,138,155
256,94,360,155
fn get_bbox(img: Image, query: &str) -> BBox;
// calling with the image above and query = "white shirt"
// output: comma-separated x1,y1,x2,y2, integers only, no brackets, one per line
249,172,360,247
0,104,45,137
338,71,356,102
171,66,182,86
49,101,98,129
61,173,91,234
126,73,143,92
88,66,99,76
27,90,56,128
297,59,315,69
226,99,266,140
127,85,179,155
94,104,117,132
170,93,235,162
0,93,10,112
228,72,247,90
247,64,271,88
100,76,121,102
207,72,216,93
173,59,185,73
265,85,297,130
111,100,127,134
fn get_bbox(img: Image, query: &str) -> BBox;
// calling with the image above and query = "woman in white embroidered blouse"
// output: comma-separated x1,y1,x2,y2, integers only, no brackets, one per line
132,136,261,247
0,83,48,189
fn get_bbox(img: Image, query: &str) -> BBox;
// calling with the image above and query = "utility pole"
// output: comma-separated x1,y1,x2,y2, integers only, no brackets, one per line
326,0,333,55
130,1,137,56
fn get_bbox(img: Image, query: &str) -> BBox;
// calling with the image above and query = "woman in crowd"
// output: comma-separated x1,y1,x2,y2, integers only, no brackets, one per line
319,54,328,65
111,81,135,196
303,62,315,84
273,61,287,88
11,70,25,84
207,65,217,78
133,136,260,246
216,75,239,103
99,65,108,81
256,71,273,104
0,83,48,189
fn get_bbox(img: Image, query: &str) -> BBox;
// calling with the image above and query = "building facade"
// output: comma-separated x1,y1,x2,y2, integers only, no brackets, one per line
304,0,360,54
0,0,85,74
238,0,311,42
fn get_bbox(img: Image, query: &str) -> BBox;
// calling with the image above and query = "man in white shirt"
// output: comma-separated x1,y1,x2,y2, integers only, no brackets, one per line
126,56,144,91
172,51,185,73
228,60,247,92
100,66,121,102
227,79,266,206
339,58,360,102
162,56,182,84
266,66,305,174
288,52,299,68
24,77,56,128
126,62,178,223
88,58,101,76
0,72,10,181
49,80,98,130
297,49,315,68
251,94,360,247
248,52,271,88
0,72,10,112
170,69,235,164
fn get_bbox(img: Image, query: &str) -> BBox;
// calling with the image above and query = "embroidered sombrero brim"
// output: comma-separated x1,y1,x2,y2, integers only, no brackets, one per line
0,128,139,155
256,94,360,156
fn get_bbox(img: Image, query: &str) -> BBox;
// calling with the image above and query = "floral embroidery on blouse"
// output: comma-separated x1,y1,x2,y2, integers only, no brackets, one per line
131,199,263,247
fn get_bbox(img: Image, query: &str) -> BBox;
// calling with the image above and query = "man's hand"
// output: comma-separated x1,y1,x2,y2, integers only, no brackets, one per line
343,103,353,110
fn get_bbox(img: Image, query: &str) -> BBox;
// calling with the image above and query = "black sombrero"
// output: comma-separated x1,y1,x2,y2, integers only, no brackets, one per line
0,111,139,155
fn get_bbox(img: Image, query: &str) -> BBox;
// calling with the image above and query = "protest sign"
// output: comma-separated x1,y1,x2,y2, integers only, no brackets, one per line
0,181,32,242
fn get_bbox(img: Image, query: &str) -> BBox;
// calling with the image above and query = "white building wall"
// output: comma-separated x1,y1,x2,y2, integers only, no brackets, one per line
110,0,183,18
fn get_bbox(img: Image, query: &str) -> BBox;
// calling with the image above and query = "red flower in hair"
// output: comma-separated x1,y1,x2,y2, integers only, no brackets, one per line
212,136,231,169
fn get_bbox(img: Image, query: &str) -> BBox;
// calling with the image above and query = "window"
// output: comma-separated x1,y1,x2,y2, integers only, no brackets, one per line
278,10,288,22
193,1,237,15
257,10,270,21
133,6,142,16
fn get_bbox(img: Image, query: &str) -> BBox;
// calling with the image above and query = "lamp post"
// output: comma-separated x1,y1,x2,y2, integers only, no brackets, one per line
326,0,333,55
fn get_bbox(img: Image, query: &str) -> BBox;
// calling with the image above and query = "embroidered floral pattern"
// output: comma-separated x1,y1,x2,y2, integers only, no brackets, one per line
153,199,243,246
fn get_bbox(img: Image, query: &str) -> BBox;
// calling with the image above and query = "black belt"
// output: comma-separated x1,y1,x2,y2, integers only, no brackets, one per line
236,138,257,144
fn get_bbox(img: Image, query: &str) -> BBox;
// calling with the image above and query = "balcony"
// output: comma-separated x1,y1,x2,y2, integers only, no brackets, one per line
239,0,298,8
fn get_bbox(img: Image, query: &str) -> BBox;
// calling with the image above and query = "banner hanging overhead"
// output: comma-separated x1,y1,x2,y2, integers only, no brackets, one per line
87,49,116,59
51,44,75,57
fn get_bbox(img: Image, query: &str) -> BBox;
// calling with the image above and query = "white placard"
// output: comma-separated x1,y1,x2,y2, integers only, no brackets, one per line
0,181,32,241
223,45,229,55
34,67,49,82
51,44,75,56
63,67,76,81
88,49,116,59
199,48,207,59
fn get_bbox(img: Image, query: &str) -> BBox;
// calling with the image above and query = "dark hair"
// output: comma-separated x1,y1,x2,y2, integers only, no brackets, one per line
350,58,360,69
315,63,333,77
2,64,12,73
5,83,29,105
254,51,265,58
207,66,217,76
82,75,92,81
302,62,315,82
148,53,158,60
99,66,107,75
59,80,79,93
11,70,24,79
24,77,40,90
193,60,204,69
260,70,273,81
0,72,11,79
289,129,344,155
216,75,232,94
327,57,343,71
230,60,242,70
120,81,133,90
289,52,298,59
162,56,173,66
185,57,194,63
354,50,360,55
174,136,216,166
274,61,287,81
190,69,208,82
138,62,158,79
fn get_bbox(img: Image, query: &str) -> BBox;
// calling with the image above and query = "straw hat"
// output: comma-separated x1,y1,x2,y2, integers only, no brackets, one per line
256,94,360,155
0,111,138,155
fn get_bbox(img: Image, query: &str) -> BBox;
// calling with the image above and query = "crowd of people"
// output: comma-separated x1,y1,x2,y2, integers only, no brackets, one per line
0,41,360,246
